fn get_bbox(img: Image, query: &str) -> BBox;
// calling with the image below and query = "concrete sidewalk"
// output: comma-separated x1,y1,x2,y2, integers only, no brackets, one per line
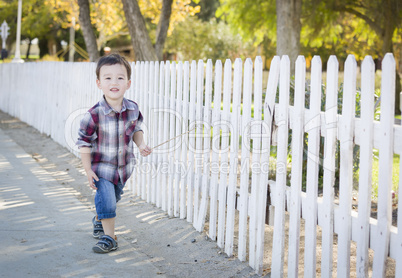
0,129,165,277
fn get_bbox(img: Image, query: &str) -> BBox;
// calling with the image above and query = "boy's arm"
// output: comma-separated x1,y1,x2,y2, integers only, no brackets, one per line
80,147,99,189
133,131,152,157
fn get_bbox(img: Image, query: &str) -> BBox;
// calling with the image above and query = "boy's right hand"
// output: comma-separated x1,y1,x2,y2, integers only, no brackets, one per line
85,169,99,190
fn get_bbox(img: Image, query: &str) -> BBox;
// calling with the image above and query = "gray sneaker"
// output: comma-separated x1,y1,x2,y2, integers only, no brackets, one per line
93,235,118,253
92,216,104,239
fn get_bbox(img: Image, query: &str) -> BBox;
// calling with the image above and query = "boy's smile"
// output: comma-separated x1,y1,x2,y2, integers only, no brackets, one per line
96,64,131,110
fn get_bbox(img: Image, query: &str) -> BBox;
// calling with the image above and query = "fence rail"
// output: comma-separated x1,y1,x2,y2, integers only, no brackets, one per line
0,54,400,277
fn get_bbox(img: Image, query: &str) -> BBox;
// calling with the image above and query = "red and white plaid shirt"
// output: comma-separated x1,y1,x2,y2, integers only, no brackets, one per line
77,97,143,185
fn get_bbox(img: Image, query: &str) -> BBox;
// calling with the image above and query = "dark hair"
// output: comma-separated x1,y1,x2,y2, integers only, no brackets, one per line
96,53,132,80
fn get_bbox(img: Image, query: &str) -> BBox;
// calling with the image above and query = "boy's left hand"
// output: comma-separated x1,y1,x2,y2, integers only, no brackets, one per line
139,144,152,157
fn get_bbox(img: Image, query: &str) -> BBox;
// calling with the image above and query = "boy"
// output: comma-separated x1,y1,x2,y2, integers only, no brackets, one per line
77,53,151,253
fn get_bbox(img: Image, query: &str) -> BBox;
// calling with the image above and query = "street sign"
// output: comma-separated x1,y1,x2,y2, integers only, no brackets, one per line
1,21,10,49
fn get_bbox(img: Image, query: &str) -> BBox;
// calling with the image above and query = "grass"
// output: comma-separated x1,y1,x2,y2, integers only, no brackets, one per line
370,151,400,200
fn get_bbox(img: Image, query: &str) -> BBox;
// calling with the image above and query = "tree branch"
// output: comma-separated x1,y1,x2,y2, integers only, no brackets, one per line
332,5,383,36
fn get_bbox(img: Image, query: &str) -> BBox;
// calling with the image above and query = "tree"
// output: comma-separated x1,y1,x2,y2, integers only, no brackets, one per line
276,0,302,73
328,0,402,113
217,0,302,72
77,0,99,62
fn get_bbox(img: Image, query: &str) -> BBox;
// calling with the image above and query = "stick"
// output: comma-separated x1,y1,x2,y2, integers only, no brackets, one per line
151,127,196,150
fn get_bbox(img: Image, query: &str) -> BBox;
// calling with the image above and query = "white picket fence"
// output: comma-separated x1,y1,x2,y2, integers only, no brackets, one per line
0,54,401,277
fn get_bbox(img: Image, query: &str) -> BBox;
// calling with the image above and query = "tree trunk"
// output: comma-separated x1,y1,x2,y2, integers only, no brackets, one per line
155,0,173,60
276,0,302,74
121,0,158,61
26,38,31,60
77,0,100,62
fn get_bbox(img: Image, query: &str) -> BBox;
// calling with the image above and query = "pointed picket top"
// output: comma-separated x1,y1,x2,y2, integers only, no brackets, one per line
373,53,395,277
321,54,338,278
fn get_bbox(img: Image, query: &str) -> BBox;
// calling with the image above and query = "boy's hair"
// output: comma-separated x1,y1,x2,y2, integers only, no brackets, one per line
96,53,132,80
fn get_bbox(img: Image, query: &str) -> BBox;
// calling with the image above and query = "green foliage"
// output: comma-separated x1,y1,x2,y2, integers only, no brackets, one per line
165,16,254,62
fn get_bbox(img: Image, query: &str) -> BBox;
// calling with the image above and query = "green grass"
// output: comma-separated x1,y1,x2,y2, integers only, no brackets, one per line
370,151,399,200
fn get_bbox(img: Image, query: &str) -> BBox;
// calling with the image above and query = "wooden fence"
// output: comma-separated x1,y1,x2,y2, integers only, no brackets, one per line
0,54,400,277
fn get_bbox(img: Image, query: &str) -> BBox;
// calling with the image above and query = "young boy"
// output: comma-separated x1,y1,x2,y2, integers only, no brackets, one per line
77,53,151,253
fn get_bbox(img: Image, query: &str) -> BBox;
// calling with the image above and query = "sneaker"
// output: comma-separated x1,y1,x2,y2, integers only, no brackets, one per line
93,235,118,253
92,216,104,239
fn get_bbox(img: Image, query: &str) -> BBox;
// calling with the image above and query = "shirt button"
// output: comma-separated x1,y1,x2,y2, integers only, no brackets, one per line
120,134,122,138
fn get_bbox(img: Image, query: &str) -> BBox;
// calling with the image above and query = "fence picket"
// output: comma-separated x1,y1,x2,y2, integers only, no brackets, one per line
196,59,213,232
193,60,205,226
151,61,159,204
168,62,177,217
249,56,263,268
303,56,322,277
372,53,396,277
217,59,232,249
356,56,375,277
186,60,197,223
174,62,183,217
321,55,339,277
287,56,306,277
209,60,223,240
238,58,253,261
180,61,190,219
162,61,171,211
225,58,242,257
134,61,142,196
156,61,165,208
271,55,291,278
337,55,357,278
141,62,148,200
147,61,154,203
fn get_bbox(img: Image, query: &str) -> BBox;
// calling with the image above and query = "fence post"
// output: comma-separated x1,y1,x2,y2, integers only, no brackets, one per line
271,55,290,278
287,56,306,277
356,56,375,277
373,53,395,277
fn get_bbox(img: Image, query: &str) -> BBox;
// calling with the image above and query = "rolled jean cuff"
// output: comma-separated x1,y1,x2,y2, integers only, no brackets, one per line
97,212,116,220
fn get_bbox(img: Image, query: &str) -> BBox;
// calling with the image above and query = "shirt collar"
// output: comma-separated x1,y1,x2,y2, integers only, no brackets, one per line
100,96,135,115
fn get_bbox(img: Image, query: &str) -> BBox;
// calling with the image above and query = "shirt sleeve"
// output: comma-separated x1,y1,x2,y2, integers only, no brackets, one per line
134,111,143,133
76,112,98,148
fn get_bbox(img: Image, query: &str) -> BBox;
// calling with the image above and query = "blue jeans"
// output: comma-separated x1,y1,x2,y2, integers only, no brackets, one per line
94,178,124,220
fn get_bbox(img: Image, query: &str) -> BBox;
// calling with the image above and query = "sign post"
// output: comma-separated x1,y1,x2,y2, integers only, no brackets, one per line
12,0,24,63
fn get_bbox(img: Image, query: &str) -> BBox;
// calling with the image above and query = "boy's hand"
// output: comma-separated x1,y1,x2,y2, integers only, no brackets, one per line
85,169,99,190
139,143,152,157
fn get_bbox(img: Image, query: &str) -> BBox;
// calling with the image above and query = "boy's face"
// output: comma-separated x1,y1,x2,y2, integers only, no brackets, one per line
96,64,131,104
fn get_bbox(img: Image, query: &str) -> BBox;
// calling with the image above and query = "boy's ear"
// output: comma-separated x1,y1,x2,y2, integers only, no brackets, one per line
96,79,101,89
127,79,132,89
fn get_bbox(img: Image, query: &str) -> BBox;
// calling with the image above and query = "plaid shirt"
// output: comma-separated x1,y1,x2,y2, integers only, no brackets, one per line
77,97,143,185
